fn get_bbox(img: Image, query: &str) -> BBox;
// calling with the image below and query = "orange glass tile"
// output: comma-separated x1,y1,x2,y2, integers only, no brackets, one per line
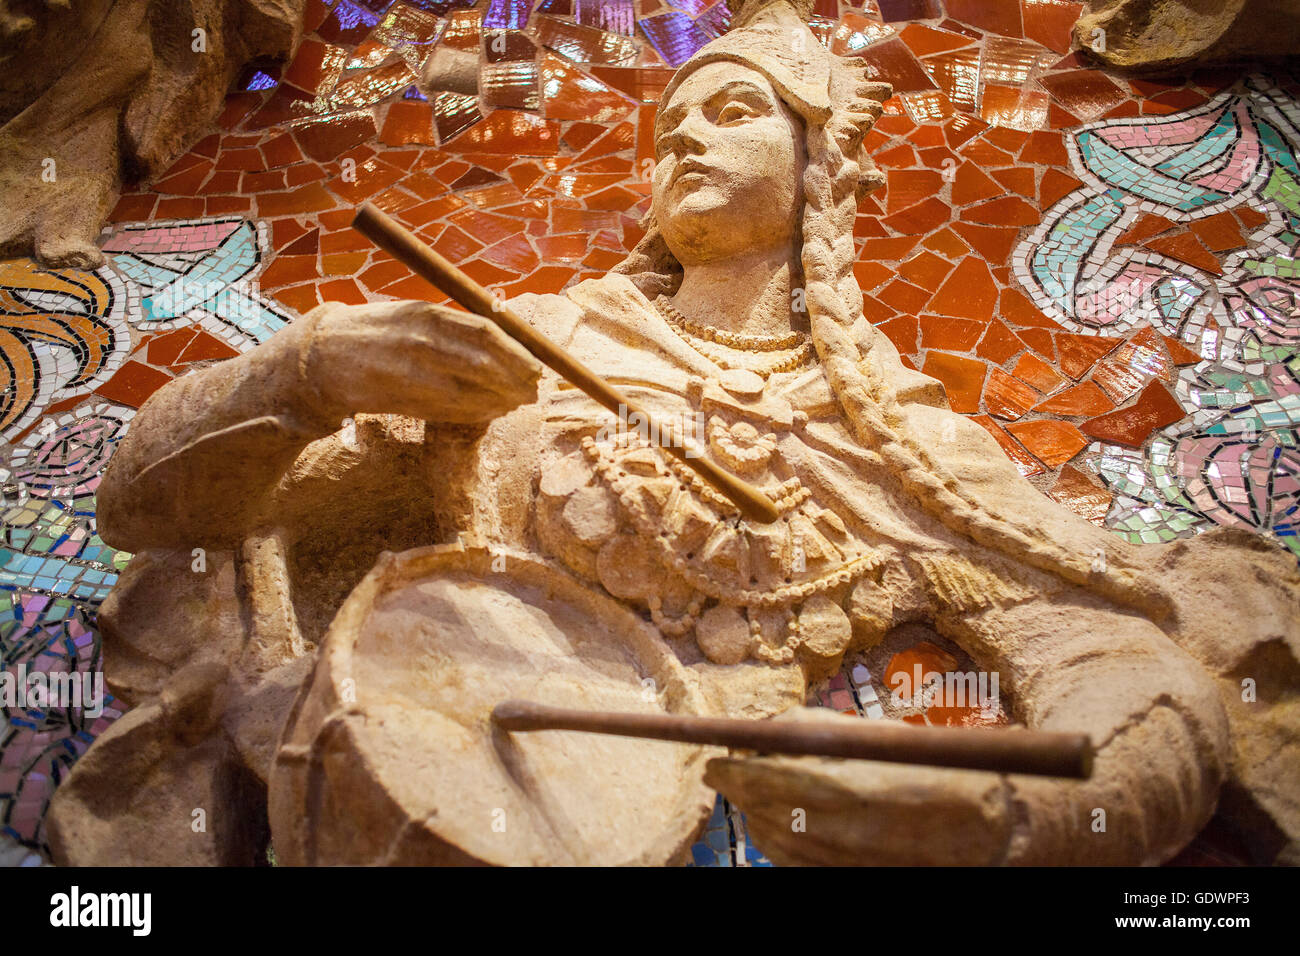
1004,419,1087,467
945,111,988,147
451,110,561,155
999,288,1061,329
1039,167,1083,208
284,38,348,95
860,235,924,260
884,168,944,213
1017,328,1054,359
534,14,638,65
534,234,591,261
1018,128,1068,165
109,193,159,222
155,197,207,219
928,256,998,321
497,265,577,296
1082,381,1186,448
979,84,1047,130
1048,101,1080,128
1033,380,1114,415
146,328,198,366
1011,352,1065,394
922,226,970,258
991,166,1036,199
1046,463,1111,525
882,196,952,235
285,162,329,187
256,183,337,219
921,48,981,112
898,22,975,57
1113,326,1174,382
572,155,634,174
588,65,673,103
945,0,1023,36
260,254,320,290
855,38,938,94
480,235,540,273
855,214,888,239
177,330,239,364
1235,206,1269,230
862,293,898,325
960,194,1040,227
1115,212,1178,246
920,314,985,351
379,100,435,145
876,142,919,168
854,259,894,292
900,89,957,125
440,8,482,50
321,227,370,254
1091,358,1148,403
976,320,1026,363
153,161,213,195
318,278,369,305
1056,332,1122,379
952,162,1002,205
322,252,368,276
878,279,933,313
241,169,285,194
329,157,405,203
1143,232,1222,275
829,11,895,55
282,228,319,255
95,360,173,408
293,112,378,161
884,641,959,699
971,414,1045,477
1039,70,1128,121
984,366,1040,419
346,39,396,71
950,221,1019,262
1022,0,1084,54
877,314,919,354
432,91,484,145
575,121,637,163
359,257,409,291
922,351,986,413
197,170,240,195
1189,210,1246,253
1163,335,1203,366
898,250,955,290
482,59,541,111
461,259,519,286
274,282,322,315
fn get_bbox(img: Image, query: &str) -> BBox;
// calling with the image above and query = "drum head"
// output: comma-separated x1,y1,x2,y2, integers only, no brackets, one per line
269,545,716,865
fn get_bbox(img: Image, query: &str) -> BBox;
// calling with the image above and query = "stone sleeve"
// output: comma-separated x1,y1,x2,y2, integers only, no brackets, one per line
95,305,346,553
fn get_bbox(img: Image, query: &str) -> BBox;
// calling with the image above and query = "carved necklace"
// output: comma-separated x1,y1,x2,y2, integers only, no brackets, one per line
654,295,815,378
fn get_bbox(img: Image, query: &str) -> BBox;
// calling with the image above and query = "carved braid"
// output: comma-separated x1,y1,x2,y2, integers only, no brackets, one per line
797,113,1165,618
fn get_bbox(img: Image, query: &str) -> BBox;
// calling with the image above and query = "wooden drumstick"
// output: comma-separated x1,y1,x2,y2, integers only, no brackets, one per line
492,700,1093,778
352,203,780,525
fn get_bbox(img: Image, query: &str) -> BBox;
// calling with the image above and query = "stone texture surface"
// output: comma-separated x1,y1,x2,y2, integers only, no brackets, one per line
1075,0,1300,72
0,0,304,267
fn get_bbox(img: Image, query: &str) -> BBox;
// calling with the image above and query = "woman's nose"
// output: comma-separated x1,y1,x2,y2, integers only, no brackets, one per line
661,111,710,157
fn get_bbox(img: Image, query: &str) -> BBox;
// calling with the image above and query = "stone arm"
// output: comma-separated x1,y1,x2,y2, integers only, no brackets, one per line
96,299,544,553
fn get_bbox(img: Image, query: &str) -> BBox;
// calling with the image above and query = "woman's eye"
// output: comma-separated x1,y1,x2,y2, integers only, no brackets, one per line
717,104,755,123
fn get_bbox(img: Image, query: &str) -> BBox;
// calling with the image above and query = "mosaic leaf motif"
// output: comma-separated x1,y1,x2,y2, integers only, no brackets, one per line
1016,78,1300,557
0,261,130,442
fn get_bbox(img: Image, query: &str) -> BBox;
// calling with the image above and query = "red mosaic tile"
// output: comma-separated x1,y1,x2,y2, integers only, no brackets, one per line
960,194,1040,226
1022,0,1083,54
928,255,999,321
985,366,1041,419
885,168,945,213
877,314,919,354
944,0,1023,37
155,197,207,219
294,112,379,162
94,360,173,408
110,193,159,222
283,228,320,255
1039,167,1084,207
999,287,1063,329
274,283,322,315
1047,464,1112,524
1163,335,1204,366
971,414,1045,477
1017,327,1055,359
920,314,985,351
379,100,436,145
1005,419,1088,466
922,48,981,112
1039,70,1128,120
882,196,953,234
284,38,348,94
145,329,199,366
1012,352,1066,393
1189,210,1247,253
922,226,970,258
1033,381,1114,415
976,319,1026,363
854,259,894,292
952,161,1003,204
922,351,986,413
177,330,240,364
1144,231,1222,275
1057,331,1122,379
256,183,337,218
318,278,369,305
898,22,976,57
991,166,1036,199
1091,357,1147,403
897,250,955,290
1081,381,1186,447
878,278,934,313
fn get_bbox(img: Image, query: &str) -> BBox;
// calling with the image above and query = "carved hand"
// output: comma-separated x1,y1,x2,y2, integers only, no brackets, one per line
304,299,545,428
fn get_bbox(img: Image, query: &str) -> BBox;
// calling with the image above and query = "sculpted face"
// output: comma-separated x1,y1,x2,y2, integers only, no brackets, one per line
652,62,806,265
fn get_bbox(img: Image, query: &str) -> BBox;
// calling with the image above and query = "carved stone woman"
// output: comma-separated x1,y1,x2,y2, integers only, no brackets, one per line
47,0,1299,865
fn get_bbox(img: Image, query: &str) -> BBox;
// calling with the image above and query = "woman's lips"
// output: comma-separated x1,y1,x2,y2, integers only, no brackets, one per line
671,159,716,185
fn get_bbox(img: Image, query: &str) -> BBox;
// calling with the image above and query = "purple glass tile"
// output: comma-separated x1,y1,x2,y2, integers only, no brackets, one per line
483,0,533,30
638,12,710,67
664,0,709,14
694,1,731,39
577,0,637,36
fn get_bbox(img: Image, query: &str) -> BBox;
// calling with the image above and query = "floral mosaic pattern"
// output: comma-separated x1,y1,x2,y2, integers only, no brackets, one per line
3,0,1296,864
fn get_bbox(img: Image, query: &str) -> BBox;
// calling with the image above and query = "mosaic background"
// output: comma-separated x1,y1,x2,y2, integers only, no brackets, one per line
2,0,1296,867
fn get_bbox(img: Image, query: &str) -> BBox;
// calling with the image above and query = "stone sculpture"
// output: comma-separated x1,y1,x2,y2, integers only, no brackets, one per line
1074,0,1300,72
46,0,1299,866
0,0,303,268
